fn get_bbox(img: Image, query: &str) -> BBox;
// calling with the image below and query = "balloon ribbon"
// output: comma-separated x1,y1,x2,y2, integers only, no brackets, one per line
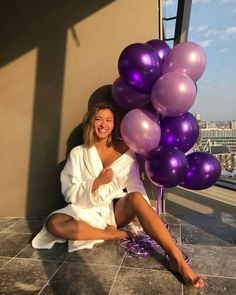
118,224,190,264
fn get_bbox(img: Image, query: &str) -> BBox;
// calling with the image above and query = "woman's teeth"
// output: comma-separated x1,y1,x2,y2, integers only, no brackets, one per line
98,128,108,133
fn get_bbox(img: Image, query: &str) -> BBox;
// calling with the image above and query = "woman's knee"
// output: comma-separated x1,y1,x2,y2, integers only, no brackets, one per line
126,192,146,208
46,213,71,236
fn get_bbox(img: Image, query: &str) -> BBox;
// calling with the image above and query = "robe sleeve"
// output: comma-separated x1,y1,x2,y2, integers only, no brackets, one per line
60,148,95,208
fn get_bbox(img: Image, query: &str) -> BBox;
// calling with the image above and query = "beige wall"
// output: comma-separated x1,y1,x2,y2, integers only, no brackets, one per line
0,0,159,216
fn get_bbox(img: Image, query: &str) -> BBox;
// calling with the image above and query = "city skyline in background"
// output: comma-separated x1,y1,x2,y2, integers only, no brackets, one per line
164,0,236,121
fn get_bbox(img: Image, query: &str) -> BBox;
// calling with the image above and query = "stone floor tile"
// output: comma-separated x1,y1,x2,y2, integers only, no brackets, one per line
161,213,181,225
182,244,236,278
0,257,11,268
40,262,119,295
0,258,61,295
17,242,71,262
68,240,124,266
3,217,45,234
0,218,21,232
181,223,236,246
121,247,167,270
110,267,182,295
0,233,31,257
183,276,236,295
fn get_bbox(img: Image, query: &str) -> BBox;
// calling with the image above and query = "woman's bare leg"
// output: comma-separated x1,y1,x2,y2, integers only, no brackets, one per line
114,192,204,287
46,213,129,241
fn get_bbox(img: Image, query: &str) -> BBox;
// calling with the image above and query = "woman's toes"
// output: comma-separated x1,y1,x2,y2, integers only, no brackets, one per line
192,278,205,288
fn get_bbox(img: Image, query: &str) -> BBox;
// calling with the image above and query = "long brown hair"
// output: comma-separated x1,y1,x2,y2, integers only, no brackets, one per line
82,101,119,147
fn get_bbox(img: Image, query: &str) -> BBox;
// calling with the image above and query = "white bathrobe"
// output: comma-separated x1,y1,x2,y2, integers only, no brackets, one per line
32,144,149,252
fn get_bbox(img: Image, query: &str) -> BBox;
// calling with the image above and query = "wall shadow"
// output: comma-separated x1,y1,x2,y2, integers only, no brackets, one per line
1,0,115,214
165,187,236,245
1,1,115,293
165,186,236,213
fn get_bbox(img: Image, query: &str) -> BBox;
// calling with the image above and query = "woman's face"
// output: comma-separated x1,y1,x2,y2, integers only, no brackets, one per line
93,108,114,141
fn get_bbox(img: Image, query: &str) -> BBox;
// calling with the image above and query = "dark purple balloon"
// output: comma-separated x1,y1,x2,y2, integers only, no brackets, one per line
180,152,221,190
142,102,161,124
146,39,171,63
145,146,188,188
135,153,148,166
118,43,162,94
160,112,199,153
112,77,150,110
120,108,161,156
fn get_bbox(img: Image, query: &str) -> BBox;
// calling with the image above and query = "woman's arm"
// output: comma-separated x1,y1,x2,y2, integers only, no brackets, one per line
60,147,97,208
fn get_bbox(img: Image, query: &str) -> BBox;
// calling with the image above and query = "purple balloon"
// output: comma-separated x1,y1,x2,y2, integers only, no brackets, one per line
180,152,221,190
135,153,148,166
120,109,161,156
151,71,197,117
145,146,188,188
146,39,171,63
160,112,199,153
118,43,162,94
112,77,150,110
142,102,161,124
162,41,207,81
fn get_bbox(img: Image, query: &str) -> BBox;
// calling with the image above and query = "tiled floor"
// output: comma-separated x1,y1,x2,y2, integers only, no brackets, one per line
0,212,236,295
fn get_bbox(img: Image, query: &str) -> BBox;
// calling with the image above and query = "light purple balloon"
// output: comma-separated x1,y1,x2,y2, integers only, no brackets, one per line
120,109,161,156
112,77,150,110
118,43,162,94
146,39,171,63
151,71,197,117
162,41,206,81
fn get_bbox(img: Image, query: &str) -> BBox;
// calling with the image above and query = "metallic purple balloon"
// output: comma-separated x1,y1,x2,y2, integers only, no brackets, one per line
151,71,197,117
145,146,188,188
146,39,171,63
162,41,206,81
118,43,162,94
120,109,161,156
142,102,161,124
180,152,221,190
112,77,150,110
160,112,199,153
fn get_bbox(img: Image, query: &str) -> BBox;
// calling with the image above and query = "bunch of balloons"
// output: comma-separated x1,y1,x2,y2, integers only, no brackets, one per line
112,39,221,190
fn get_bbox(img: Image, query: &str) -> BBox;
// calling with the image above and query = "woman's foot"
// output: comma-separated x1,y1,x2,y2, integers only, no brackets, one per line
168,254,205,288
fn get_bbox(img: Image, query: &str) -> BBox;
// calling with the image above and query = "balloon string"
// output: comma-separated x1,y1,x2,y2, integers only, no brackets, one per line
117,222,190,264
156,185,163,216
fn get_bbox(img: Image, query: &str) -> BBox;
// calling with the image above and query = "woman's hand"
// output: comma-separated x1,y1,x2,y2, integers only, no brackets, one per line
97,167,113,185
92,167,113,192
105,225,132,240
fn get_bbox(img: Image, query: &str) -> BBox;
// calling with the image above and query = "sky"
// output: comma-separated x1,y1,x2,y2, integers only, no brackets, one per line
163,0,236,121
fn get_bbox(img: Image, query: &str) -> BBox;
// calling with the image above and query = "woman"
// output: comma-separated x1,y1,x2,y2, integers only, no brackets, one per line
32,101,204,288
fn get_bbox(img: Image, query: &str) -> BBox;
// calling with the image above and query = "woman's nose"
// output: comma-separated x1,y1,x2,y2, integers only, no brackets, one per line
99,120,106,127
